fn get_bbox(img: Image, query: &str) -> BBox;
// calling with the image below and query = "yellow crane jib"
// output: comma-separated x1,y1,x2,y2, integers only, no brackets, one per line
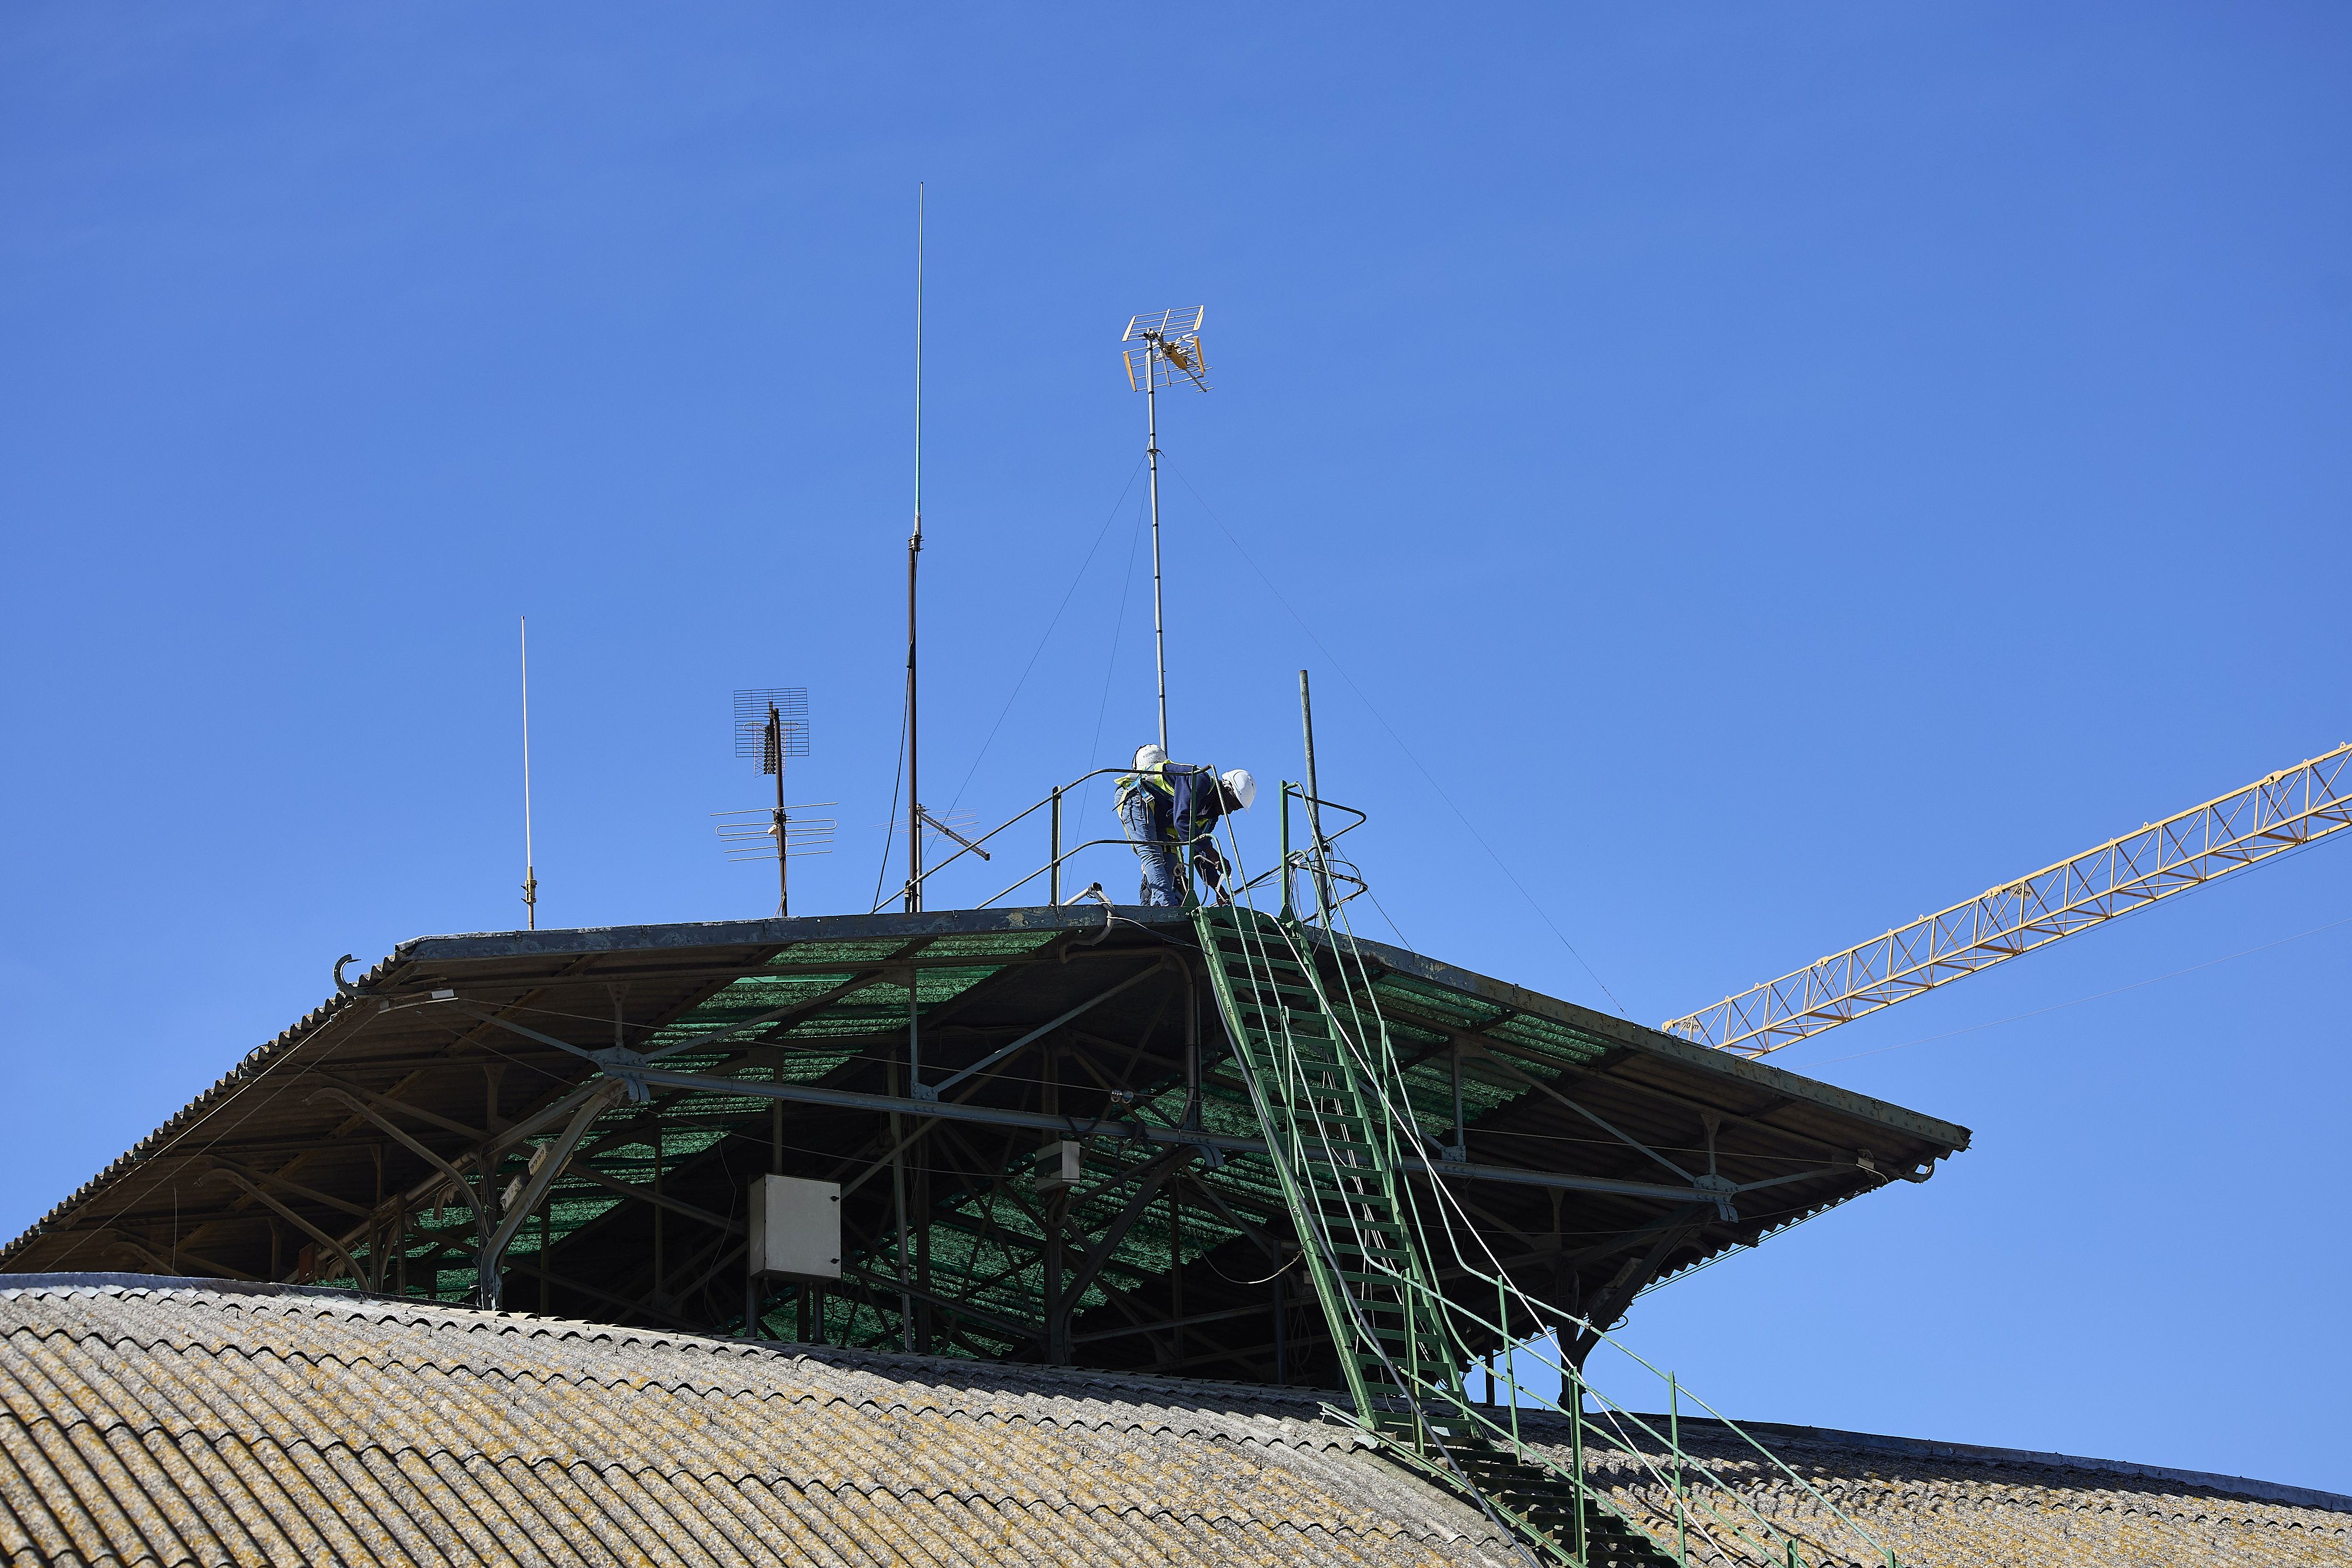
1664,741,2352,1057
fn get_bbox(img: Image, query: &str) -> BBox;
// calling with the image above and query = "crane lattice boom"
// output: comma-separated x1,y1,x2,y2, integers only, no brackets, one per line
1665,741,2352,1057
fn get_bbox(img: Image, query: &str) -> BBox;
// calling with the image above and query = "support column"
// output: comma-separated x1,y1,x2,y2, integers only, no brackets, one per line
1043,1189,1068,1365
473,1082,620,1312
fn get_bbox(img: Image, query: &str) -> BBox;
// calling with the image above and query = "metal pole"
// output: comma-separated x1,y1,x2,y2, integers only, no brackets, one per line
907,968,921,1099
1184,968,1200,1131
772,706,789,918
1147,342,1167,756
1299,671,1332,923
889,1050,913,1350
906,182,925,914
1672,1370,1688,1566
1050,785,1061,907
1569,1359,1587,1562
1451,1044,1465,1155
1278,782,1294,920
1272,1270,1285,1384
519,616,536,930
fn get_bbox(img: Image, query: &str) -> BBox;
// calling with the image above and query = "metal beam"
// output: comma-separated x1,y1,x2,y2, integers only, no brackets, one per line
919,958,1168,1100
476,1082,622,1309
201,1157,373,1221
306,1089,489,1245
619,1064,1730,1203
1058,1146,1198,1322
1071,1301,1271,1346
1564,1206,1712,1367
196,1170,369,1288
567,1166,745,1237
310,1072,488,1144
97,1232,260,1283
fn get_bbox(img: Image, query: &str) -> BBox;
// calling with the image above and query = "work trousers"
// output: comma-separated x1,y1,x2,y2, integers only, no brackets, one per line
1116,791,1183,907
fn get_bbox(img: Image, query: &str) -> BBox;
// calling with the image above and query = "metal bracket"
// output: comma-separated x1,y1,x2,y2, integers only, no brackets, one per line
1693,1172,1739,1223
592,1047,653,1103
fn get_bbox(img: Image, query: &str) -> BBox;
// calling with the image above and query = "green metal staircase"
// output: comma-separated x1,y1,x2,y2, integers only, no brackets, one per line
1193,904,1456,1422
1195,900,1896,1568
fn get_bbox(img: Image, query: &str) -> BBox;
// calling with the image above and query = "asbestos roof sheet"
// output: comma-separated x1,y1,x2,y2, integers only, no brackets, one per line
1509,1406,2352,1568
0,1278,1519,1568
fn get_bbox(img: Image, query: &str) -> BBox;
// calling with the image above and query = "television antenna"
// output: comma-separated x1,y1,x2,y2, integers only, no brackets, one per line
717,688,834,916
1121,306,1209,756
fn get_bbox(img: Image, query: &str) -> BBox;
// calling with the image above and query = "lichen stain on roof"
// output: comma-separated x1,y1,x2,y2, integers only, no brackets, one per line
0,1279,1519,1566
1512,1412,2352,1568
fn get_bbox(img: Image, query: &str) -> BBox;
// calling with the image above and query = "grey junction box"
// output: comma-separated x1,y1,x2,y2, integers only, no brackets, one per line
746,1174,841,1282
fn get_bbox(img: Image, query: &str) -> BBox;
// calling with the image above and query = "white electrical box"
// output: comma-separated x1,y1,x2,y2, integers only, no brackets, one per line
747,1175,841,1281
1034,1140,1084,1194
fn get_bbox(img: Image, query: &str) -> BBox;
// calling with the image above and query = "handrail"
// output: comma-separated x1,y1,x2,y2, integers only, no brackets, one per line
1208,813,1900,1567
880,761,1284,914
872,765,1130,912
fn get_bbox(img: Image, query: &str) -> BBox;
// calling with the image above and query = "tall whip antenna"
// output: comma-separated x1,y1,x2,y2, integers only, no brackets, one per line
519,614,537,930
904,183,925,912
1120,307,1209,757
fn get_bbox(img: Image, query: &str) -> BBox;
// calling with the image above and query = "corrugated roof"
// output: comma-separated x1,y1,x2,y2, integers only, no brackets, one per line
1508,1408,2352,1567
2,1279,2341,1567
0,1278,1521,1567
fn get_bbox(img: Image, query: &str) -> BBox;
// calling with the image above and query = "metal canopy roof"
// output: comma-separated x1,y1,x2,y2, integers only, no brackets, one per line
0,905,1969,1383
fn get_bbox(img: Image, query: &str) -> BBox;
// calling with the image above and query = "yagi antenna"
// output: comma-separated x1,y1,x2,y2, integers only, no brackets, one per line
1120,305,1210,757
719,688,834,917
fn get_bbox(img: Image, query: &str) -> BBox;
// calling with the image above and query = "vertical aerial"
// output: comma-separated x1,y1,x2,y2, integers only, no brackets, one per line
1120,308,1210,757
519,614,537,931
904,185,925,912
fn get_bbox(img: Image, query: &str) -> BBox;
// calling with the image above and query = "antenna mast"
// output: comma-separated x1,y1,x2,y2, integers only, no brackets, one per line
905,183,924,912
1120,307,1209,757
720,689,829,914
519,615,537,930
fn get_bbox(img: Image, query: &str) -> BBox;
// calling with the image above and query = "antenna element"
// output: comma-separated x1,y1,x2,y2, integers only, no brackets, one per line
519,616,537,930
1120,306,1210,755
904,183,926,912
720,688,833,916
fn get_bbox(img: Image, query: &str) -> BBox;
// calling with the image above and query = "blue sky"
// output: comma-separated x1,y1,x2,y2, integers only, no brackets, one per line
4,3,2347,1492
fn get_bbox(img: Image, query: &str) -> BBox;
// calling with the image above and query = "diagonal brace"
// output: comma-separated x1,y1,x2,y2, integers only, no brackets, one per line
476,1081,623,1309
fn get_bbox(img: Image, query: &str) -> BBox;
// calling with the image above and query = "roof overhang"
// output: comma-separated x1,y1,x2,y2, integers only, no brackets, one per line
2,907,1968,1376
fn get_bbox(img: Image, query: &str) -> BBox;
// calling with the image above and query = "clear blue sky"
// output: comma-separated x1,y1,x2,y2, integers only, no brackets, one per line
5,4,2347,1492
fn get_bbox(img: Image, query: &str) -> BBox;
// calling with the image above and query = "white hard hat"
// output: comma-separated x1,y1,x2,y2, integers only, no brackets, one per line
1134,743,1167,770
1221,768,1257,810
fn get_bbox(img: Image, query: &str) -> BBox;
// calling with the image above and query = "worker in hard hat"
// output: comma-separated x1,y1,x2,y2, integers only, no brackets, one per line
1114,744,1182,907
1172,766,1257,905
1114,750,1255,907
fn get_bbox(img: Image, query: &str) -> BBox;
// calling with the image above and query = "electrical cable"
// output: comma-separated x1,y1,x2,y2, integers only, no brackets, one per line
1163,461,1628,1015
871,686,910,913
940,458,1147,824
1077,491,1151,854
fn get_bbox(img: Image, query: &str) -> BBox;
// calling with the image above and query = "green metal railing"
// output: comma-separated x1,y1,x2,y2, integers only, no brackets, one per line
1195,801,1900,1568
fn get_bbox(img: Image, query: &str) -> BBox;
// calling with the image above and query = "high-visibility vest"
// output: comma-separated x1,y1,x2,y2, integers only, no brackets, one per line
1115,762,1175,805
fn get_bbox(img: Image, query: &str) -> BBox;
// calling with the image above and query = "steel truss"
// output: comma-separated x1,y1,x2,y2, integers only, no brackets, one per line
1666,740,2352,1056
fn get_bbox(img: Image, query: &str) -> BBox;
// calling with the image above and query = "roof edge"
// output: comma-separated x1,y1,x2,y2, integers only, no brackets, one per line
1338,931,1973,1154
1512,1409,2350,1516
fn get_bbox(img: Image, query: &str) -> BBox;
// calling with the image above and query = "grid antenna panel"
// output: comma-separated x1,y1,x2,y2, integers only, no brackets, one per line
732,687,810,764
1121,306,1210,392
